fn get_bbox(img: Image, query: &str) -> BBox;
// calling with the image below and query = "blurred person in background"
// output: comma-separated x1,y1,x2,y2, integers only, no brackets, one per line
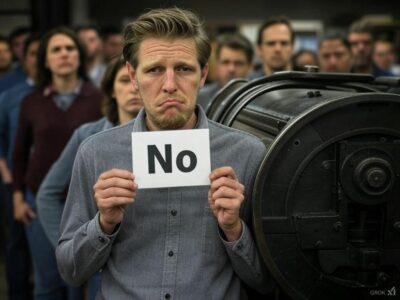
0,27,31,93
0,36,13,78
318,31,353,73
348,20,393,77
101,26,124,62
0,34,41,300
12,27,102,300
373,39,400,76
250,16,294,79
37,56,142,300
197,33,254,110
76,25,106,87
292,49,318,71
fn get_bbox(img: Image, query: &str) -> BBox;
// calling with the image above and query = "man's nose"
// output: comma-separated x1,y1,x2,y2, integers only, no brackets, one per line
163,70,178,93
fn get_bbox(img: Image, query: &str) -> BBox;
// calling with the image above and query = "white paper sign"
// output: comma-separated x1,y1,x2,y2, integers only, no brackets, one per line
131,129,211,189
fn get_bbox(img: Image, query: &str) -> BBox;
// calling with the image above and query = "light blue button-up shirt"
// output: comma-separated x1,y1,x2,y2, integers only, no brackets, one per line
56,106,272,299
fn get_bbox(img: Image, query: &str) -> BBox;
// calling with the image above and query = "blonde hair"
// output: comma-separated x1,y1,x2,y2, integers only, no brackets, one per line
123,7,211,69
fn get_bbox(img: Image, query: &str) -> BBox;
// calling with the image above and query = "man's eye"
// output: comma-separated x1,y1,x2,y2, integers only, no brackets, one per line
177,66,193,72
148,67,163,73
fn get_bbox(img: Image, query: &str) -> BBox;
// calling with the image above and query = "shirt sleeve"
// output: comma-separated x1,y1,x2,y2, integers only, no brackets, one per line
36,128,82,247
221,139,275,294
55,140,119,286
0,93,8,159
12,98,33,192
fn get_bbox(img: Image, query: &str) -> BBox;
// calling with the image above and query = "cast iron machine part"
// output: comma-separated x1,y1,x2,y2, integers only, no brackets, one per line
209,72,400,300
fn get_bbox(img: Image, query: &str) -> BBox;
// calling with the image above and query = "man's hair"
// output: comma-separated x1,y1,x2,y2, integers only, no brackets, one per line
101,55,126,124
101,25,122,40
8,26,31,43
215,33,254,64
123,7,211,69
348,20,375,39
75,25,102,37
36,26,88,88
257,16,294,46
0,35,10,46
319,30,351,51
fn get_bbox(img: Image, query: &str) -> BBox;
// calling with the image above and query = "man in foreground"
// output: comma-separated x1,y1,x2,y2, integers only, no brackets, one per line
56,7,272,299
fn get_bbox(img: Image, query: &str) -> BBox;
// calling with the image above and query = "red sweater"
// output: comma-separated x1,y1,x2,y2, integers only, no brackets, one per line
12,81,102,194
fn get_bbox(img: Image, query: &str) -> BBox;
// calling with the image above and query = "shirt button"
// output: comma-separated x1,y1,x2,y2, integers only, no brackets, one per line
165,293,171,299
98,236,106,243
170,210,177,216
237,242,243,250
168,250,174,257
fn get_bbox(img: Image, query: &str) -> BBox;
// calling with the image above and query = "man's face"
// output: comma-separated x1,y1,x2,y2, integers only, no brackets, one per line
258,24,293,72
127,37,208,131
216,46,252,86
46,34,80,78
348,32,373,67
24,41,40,79
78,29,103,60
11,33,29,64
0,41,13,72
373,41,395,70
318,39,353,73
104,34,123,60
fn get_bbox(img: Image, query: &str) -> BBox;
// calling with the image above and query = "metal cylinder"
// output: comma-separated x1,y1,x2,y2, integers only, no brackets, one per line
209,72,400,300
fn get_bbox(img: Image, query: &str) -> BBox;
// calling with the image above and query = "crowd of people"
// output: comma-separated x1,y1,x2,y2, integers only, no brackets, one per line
0,8,398,300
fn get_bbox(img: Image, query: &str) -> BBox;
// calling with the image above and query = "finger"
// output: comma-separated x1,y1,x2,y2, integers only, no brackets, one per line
211,185,243,201
210,176,244,194
94,177,136,192
99,169,134,181
97,186,136,199
209,166,237,181
214,198,242,211
98,196,135,209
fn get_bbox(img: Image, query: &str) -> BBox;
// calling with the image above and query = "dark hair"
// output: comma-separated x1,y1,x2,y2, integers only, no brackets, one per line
101,56,126,124
257,16,294,46
291,49,317,71
123,7,211,69
0,35,10,46
36,27,88,88
348,20,375,39
215,33,254,64
101,25,122,39
75,25,102,37
319,30,351,50
23,33,41,58
8,26,31,43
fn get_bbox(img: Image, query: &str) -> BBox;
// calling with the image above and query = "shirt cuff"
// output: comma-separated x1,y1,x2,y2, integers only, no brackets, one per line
219,219,249,252
87,211,120,250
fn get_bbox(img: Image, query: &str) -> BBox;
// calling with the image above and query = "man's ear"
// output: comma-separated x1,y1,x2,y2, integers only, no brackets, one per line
200,63,209,88
126,62,138,89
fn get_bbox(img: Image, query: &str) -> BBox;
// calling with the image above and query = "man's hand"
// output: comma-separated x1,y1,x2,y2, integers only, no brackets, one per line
208,166,245,241
13,191,36,225
93,169,137,234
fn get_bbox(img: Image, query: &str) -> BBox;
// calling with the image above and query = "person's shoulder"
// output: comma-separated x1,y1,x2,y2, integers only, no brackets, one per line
79,118,134,152
19,88,44,105
75,117,110,137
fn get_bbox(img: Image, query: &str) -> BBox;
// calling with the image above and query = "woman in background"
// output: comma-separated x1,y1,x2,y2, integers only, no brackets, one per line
37,56,142,299
12,27,102,299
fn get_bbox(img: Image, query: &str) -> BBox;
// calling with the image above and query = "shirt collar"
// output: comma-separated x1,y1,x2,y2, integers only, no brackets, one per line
43,80,83,97
132,105,209,133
